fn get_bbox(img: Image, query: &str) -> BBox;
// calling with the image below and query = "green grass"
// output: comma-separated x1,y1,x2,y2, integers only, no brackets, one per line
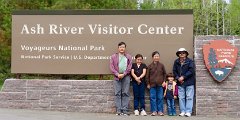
0,80,4,90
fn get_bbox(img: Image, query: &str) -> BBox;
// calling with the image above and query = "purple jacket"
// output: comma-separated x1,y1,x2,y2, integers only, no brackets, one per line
110,53,132,80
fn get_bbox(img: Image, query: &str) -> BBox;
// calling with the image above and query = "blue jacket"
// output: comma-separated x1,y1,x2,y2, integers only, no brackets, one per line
173,57,195,86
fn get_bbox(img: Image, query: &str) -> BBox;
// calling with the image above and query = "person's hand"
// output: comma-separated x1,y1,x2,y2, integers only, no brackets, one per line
174,96,177,99
137,81,141,85
118,74,124,79
136,77,140,80
162,81,166,87
117,74,121,79
135,77,140,81
179,80,184,84
164,93,166,97
137,77,142,84
179,76,184,81
178,76,184,84
134,77,141,85
147,84,150,89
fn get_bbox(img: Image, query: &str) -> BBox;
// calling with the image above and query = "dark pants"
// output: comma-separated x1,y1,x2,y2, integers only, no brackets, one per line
132,81,145,110
167,98,176,115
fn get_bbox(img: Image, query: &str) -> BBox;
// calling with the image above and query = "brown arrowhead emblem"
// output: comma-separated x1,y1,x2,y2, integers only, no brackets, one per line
203,40,238,82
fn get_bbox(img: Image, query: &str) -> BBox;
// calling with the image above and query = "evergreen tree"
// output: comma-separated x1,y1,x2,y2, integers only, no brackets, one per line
228,0,240,35
208,48,218,68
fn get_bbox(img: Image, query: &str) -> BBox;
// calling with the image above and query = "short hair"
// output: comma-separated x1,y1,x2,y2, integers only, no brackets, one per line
166,73,175,79
135,54,143,59
152,51,160,57
118,42,126,47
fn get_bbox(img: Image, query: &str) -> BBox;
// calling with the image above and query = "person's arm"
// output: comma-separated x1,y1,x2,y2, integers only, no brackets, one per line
173,60,184,84
162,81,166,87
173,61,180,80
110,55,119,77
123,54,132,76
162,64,166,81
173,82,176,96
164,82,168,97
182,60,195,80
139,68,147,80
173,81,177,99
131,69,137,80
146,66,150,89
131,68,140,83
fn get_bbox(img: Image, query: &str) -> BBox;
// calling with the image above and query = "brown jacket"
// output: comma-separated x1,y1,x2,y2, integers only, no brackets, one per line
146,61,166,87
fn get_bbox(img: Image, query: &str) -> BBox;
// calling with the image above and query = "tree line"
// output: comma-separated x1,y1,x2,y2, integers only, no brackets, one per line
0,0,239,81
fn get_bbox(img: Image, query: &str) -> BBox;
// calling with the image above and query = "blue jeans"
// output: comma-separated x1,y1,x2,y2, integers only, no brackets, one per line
132,82,145,110
150,86,164,112
178,85,194,114
167,99,176,115
114,76,130,113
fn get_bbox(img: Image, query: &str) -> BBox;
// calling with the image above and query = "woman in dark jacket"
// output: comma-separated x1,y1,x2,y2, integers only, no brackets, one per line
173,48,195,117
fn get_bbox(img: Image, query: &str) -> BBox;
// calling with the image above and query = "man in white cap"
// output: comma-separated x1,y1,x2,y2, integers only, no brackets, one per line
173,48,195,117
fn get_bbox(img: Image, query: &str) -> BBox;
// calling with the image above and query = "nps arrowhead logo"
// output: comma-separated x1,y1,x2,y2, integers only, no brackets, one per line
203,40,238,82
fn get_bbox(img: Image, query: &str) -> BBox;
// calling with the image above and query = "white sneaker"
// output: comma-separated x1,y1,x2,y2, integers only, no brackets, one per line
185,113,191,117
140,110,147,116
134,110,139,116
179,112,185,116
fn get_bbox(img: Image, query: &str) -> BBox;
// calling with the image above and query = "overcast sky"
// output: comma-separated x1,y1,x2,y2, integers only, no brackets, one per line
225,0,230,4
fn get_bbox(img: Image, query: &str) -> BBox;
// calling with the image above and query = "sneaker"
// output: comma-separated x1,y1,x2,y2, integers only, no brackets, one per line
123,113,130,116
140,110,147,116
134,110,139,116
158,112,164,116
116,112,121,116
185,113,191,117
150,112,157,116
179,112,185,116
168,113,173,116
